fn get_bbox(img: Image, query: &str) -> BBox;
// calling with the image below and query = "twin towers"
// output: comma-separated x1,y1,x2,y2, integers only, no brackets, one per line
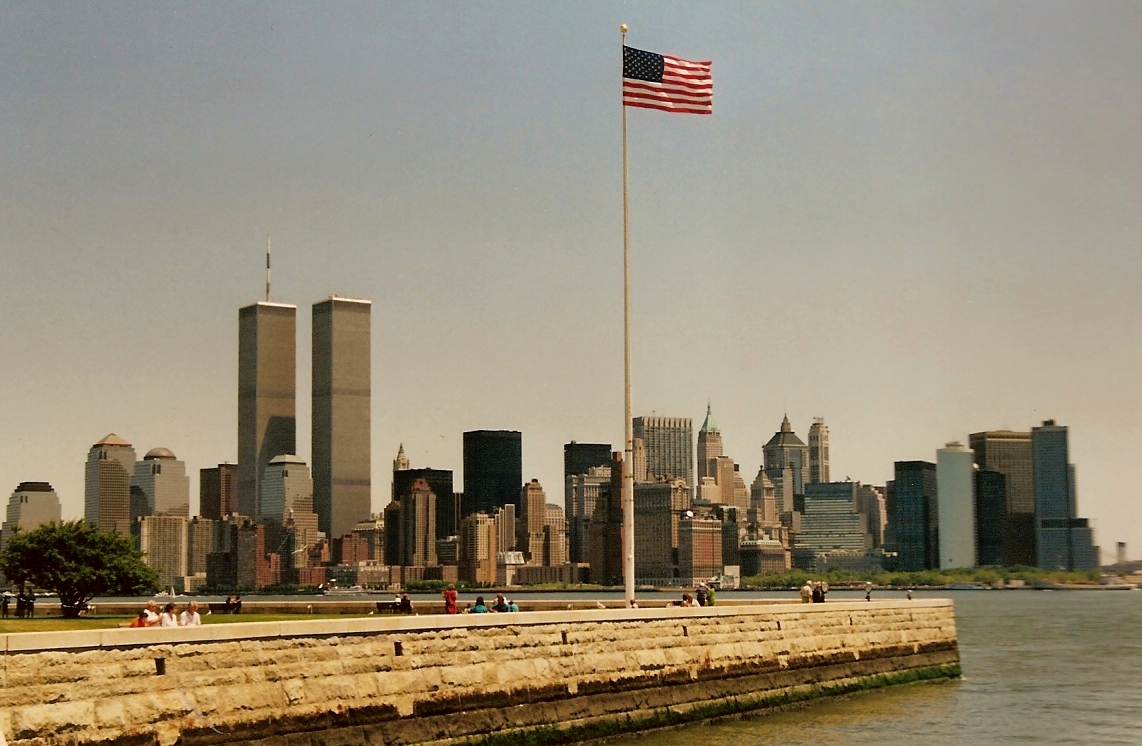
237,297,371,541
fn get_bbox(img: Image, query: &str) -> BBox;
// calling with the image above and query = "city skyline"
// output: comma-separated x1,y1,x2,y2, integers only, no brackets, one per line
2,3,1140,556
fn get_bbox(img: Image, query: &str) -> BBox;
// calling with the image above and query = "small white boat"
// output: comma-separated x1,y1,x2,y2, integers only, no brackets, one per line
322,585,368,596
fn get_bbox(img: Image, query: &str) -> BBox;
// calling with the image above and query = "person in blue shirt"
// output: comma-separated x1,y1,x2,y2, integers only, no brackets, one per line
471,596,490,613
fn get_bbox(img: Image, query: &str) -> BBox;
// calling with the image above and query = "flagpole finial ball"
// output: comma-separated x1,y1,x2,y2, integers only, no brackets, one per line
620,24,628,34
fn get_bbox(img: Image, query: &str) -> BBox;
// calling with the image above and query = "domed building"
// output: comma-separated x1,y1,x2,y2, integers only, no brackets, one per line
132,446,189,517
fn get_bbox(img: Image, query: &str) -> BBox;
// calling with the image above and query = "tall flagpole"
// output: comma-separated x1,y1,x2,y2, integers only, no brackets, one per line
620,23,636,608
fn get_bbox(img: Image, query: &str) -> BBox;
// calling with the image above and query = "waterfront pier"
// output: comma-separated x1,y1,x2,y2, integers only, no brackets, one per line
0,600,958,745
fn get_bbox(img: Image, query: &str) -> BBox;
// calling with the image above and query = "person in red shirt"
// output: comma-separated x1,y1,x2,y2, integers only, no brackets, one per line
442,584,458,614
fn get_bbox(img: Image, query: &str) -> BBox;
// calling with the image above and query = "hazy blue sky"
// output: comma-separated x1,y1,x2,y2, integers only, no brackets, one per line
2,2,1140,560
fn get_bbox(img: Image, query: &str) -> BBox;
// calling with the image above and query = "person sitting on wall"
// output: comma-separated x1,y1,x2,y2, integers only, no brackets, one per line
471,596,489,613
507,599,519,612
159,603,179,627
695,583,709,607
233,596,243,614
398,593,413,615
143,600,161,627
492,594,509,613
680,593,698,608
128,609,149,628
180,601,202,627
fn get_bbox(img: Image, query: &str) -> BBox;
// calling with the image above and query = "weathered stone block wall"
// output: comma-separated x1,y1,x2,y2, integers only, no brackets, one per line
0,600,958,746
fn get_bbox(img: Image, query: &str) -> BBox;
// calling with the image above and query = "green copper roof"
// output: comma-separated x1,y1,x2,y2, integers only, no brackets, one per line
700,402,718,433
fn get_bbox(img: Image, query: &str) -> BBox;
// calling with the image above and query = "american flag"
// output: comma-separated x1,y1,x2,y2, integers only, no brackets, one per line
622,45,712,115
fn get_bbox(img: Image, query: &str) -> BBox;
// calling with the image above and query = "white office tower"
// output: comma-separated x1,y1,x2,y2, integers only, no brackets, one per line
2,482,62,550
936,441,976,569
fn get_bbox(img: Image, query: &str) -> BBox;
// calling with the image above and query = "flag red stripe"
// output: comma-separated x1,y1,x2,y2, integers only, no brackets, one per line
623,81,712,99
636,73,713,89
623,100,712,115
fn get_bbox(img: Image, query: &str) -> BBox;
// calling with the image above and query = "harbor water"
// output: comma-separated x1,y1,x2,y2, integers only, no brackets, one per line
605,589,1142,745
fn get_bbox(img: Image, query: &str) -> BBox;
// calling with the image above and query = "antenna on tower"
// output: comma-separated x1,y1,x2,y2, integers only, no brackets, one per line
265,233,271,302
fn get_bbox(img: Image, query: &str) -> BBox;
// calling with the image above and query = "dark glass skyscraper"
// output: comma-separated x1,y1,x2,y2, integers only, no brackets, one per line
1031,420,1096,571
893,461,938,571
199,463,238,520
563,442,612,479
462,430,522,518
974,469,1007,567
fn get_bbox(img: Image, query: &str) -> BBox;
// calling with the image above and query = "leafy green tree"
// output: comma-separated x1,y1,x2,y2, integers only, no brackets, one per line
0,521,158,617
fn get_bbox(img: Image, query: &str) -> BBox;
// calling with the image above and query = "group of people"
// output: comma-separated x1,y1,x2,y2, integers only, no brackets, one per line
445,589,518,614
129,600,202,627
679,582,717,607
0,591,36,618
800,580,829,603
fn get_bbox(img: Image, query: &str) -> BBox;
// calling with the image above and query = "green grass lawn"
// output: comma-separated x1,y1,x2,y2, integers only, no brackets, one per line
0,613,366,634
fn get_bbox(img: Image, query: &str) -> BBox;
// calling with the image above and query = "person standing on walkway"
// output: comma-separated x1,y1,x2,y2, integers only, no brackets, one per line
800,581,813,603
443,584,458,614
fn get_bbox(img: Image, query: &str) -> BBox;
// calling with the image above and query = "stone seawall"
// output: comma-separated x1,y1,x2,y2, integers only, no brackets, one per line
0,600,958,746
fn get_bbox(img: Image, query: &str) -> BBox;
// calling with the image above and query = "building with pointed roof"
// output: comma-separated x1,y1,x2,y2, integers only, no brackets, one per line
763,416,809,514
696,403,722,481
393,443,410,473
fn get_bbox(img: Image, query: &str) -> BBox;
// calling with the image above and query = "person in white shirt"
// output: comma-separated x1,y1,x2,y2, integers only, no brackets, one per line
800,581,813,604
159,602,179,628
180,601,202,627
143,600,161,626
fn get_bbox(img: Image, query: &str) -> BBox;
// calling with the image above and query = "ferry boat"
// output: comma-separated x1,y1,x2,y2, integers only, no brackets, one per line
322,585,369,596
